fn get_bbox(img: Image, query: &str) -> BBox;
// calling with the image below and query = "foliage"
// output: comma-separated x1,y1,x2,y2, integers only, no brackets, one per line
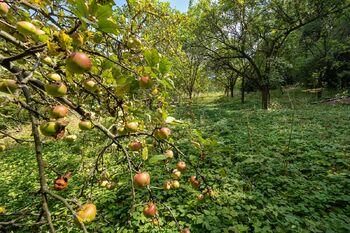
1,90,350,232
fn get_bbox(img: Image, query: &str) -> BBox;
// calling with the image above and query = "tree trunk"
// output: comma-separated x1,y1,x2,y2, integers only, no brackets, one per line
261,84,270,109
241,76,245,104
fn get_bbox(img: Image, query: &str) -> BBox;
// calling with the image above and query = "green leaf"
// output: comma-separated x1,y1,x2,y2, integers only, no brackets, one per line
98,19,118,34
144,49,160,67
74,0,89,19
159,57,172,75
142,147,148,161
97,5,113,20
148,154,167,164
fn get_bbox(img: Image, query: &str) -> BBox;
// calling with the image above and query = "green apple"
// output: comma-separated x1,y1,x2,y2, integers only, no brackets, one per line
16,21,37,36
40,121,59,137
47,73,61,81
45,83,67,97
78,120,93,130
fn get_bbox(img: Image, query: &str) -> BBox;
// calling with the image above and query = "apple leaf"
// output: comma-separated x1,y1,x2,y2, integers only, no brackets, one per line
159,57,172,75
98,19,119,34
144,49,160,67
149,154,167,164
74,0,89,19
97,5,113,20
142,147,148,161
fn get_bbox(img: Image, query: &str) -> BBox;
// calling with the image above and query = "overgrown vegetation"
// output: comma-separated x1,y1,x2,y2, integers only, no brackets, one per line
1,90,349,232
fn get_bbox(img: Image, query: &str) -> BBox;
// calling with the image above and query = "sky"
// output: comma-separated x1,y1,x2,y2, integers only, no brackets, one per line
114,0,189,13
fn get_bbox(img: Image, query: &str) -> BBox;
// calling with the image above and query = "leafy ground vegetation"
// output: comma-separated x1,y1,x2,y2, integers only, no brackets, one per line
1,89,349,233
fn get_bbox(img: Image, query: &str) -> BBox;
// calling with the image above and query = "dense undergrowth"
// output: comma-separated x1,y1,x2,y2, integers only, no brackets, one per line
0,89,349,232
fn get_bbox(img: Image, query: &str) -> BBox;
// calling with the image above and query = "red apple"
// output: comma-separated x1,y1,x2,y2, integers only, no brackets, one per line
45,83,67,97
0,1,9,15
171,169,181,180
128,140,142,151
0,79,17,94
133,172,150,187
50,105,68,118
139,76,153,88
76,203,97,223
79,120,93,130
16,21,37,36
143,203,157,217
182,228,191,233
66,52,92,74
176,161,187,172
189,176,200,188
154,127,171,140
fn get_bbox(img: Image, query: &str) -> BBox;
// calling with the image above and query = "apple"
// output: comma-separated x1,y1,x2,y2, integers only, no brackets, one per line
154,127,171,140
127,36,142,49
143,203,157,218
176,161,187,172
40,121,59,137
106,181,117,190
65,135,77,142
152,218,160,225
189,176,200,188
197,194,205,201
171,180,180,189
100,179,109,187
0,144,5,152
164,150,174,159
66,52,92,74
163,180,172,190
139,76,153,88
45,83,67,97
125,122,139,132
76,203,97,223
54,177,68,191
151,88,159,95
16,21,37,36
0,206,6,214
50,105,68,118
128,140,142,151
0,79,18,94
133,172,150,187
182,228,191,233
83,80,97,92
33,29,48,42
42,56,54,66
79,120,93,130
0,1,9,15
47,73,61,81
171,169,181,180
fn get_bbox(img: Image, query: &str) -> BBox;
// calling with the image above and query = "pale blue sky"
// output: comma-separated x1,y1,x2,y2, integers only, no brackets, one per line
114,0,189,13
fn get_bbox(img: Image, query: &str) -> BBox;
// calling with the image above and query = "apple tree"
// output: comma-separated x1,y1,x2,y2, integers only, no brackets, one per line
0,0,211,232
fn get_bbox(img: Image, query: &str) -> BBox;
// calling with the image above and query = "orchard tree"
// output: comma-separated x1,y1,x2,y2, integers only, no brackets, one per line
0,0,211,232
190,0,350,109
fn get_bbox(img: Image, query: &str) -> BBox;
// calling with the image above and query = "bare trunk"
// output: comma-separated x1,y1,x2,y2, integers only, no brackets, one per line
261,84,270,109
241,76,245,104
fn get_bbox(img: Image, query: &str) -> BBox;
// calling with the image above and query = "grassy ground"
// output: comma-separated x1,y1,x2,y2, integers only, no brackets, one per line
0,88,349,232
